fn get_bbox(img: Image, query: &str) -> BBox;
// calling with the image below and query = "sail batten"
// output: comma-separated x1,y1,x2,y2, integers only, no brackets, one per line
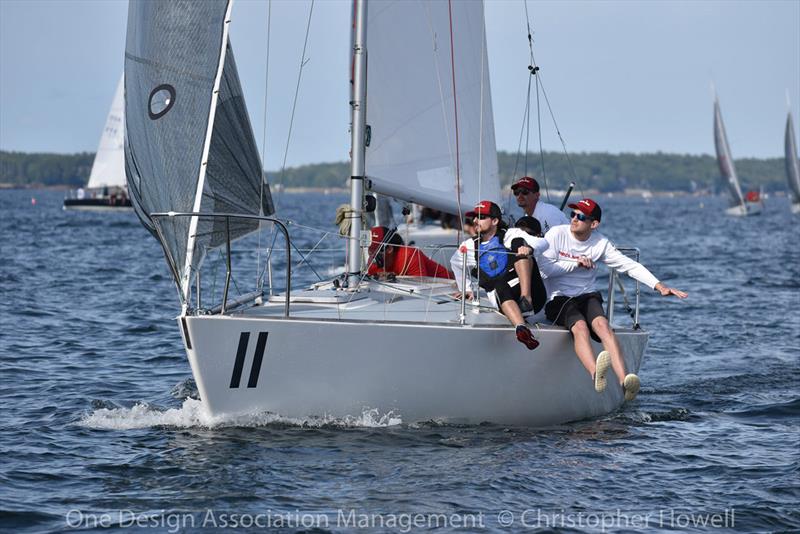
365,0,500,214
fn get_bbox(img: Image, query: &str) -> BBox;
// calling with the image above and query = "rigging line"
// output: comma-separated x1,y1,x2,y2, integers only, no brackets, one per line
523,0,580,195
292,232,328,273
257,0,272,289
525,0,551,201
509,76,531,215
274,0,315,208
447,0,463,221
422,3,457,212
523,0,534,180
261,0,315,289
525,53,580,190
535,75,551,203
524,72,531,178
476,6,487,225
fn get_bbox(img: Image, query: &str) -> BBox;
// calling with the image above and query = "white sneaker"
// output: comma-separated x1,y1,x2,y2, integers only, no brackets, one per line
623,373,641,402
594,351,611,392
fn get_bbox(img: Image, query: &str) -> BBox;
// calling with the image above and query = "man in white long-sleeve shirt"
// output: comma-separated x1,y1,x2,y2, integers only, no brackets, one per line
450,201,549,350
542,198,687,401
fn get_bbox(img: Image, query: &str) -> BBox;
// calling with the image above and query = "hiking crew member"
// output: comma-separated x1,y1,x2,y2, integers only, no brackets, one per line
542,198,688,400
367,226,453,279
450,201,548,350
511,176,569,235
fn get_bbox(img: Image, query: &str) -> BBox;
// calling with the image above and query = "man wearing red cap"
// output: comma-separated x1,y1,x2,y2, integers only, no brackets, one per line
450,200,549,350
367,226,453,279
541,198,688,401
511,176,569,235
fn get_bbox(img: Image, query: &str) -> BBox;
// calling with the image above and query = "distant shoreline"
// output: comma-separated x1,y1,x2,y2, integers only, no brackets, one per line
2,149,789,193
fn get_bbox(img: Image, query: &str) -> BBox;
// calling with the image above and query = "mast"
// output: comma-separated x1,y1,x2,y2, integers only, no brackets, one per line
347,0,368,287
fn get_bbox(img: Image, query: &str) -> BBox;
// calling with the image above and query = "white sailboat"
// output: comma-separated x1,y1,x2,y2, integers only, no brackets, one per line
124,0,650,426
785,109,800,214
64,75,132,211
713,96,762,216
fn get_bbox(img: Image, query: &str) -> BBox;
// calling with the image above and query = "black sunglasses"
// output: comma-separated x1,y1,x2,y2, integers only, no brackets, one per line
570,211,593,222
474,213,492,220
513,189,531,197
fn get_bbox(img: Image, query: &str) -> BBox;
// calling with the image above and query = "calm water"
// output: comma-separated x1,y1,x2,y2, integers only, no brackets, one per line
1,189,798,533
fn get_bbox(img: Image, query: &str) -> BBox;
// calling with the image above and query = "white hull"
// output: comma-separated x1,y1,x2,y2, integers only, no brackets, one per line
63,205,134,212
791,202,800,214
179,281,648,426
724,201,763,216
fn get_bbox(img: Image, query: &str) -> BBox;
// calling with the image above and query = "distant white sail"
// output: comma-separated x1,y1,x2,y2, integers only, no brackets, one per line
785,112,800,205
713,98,745,208
365,0,501,215
86,75,125,190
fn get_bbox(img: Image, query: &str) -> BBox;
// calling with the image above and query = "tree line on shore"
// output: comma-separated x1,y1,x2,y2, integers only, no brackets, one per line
0,149,788,193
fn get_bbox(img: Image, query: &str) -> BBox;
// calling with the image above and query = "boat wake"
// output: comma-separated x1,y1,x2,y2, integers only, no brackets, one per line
80,398,403,430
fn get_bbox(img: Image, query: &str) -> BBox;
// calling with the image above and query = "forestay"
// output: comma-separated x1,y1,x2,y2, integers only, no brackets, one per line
86,75,126,190
364,0,501,215
713,99,745,208
124,0,273,298
785,112,800,203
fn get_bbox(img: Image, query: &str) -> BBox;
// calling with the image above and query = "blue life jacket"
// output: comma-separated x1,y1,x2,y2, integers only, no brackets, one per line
473,231,509,280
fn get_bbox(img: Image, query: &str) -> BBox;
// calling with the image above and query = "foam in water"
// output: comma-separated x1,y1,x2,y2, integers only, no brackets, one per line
80,398,402,430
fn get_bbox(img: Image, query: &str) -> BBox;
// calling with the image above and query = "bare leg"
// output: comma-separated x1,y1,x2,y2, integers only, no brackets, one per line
514,257,532,303
500,300,524,326
591,315,626,385
570,320,598,376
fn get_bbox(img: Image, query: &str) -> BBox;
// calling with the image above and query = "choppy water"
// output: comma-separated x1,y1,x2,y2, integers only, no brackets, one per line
1,189,798,533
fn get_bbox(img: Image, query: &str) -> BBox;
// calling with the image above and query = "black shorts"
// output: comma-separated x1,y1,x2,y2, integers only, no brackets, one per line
478,256,546,313
545,291,605,331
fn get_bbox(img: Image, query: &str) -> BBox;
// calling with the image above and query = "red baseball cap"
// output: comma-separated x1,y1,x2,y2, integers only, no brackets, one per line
369,226,401,250
567,198,602,222
471,200,502,218
511,176,540,192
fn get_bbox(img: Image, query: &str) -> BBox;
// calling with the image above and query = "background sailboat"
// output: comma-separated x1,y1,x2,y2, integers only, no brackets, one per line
63,75,132,211
713,96,762,216
785,109,800,214
124,0,649,426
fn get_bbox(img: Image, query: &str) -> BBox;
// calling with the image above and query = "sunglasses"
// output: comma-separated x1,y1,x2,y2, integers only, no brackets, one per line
474,214,492,220
571,211,593,222
513,189,531,197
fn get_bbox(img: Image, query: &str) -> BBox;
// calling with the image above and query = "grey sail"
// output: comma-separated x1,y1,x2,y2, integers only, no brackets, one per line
124,0,273,296
785,112,800,204
713,99,745,208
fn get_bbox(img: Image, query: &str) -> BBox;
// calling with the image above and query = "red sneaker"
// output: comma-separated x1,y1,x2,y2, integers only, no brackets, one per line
515,325,539,350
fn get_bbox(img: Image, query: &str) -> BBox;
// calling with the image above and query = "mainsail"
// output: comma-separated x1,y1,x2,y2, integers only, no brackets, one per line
713,98,745,208
86,75,126,190
785,112,800,205
124,0,273,297
364,0,500,215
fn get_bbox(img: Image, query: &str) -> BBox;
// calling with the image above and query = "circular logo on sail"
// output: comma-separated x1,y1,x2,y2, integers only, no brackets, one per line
148,84,176,120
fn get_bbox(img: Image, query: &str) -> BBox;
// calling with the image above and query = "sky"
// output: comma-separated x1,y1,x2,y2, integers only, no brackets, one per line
1,0,798,169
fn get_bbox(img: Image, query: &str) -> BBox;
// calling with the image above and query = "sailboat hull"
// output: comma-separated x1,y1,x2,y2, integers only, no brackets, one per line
724,201,763,216
790,202,800,214
181,314,648,426
63,198,133,211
